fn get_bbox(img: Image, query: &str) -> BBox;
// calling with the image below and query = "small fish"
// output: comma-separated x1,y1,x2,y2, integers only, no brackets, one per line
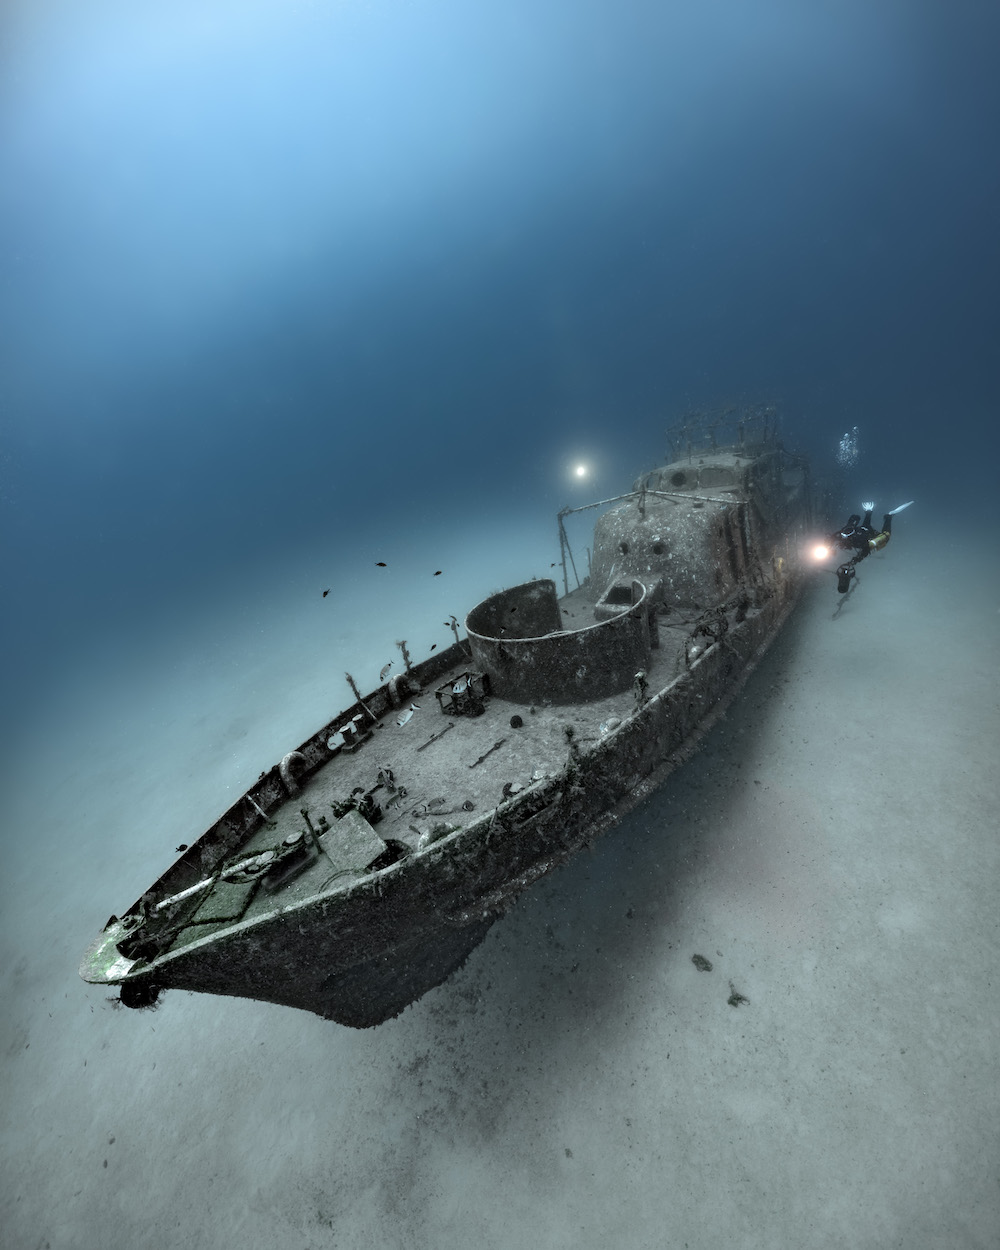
433,570,442,576
430,643,437,651
379,661,393,682
322,589,330,597
175,844,188,853
550,563,556,567
395,702,420,727
376,561,387,567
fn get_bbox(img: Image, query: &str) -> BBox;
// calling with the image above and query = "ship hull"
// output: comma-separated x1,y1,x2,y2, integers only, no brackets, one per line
81,412,815,1026
86,575,799,1027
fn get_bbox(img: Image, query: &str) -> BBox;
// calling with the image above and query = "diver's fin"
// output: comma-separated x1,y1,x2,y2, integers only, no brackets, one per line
887,501,914,515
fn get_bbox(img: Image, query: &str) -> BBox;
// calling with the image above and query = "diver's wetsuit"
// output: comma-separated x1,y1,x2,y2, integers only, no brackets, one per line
831,510,892,592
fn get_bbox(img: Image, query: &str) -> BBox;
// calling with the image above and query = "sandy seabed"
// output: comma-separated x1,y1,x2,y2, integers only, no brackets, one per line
2,530,998,1250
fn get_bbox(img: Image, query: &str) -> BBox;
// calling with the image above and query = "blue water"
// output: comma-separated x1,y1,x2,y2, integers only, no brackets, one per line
2,5,999,1248
4,0,999,731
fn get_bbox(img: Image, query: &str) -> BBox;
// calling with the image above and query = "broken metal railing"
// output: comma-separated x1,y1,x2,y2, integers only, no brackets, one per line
665,403,780,464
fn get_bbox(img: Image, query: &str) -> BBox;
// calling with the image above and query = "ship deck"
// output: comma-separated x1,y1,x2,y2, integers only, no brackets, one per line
162,582,705,952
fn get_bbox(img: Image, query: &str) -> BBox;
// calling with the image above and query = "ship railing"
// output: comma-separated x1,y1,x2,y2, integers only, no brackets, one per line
665,402,781,463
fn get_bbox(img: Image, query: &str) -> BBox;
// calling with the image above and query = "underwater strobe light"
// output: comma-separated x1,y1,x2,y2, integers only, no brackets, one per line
565,458,594,485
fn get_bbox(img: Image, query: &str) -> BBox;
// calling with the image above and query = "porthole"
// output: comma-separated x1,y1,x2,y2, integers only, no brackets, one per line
619,541,630,555
652,542,664,556
670,471,687,487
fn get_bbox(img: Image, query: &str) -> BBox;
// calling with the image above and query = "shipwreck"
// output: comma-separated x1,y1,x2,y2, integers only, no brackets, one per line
81,406,813,1026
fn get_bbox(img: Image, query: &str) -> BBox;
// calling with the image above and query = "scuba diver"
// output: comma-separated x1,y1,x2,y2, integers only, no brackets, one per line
829,500,913,593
